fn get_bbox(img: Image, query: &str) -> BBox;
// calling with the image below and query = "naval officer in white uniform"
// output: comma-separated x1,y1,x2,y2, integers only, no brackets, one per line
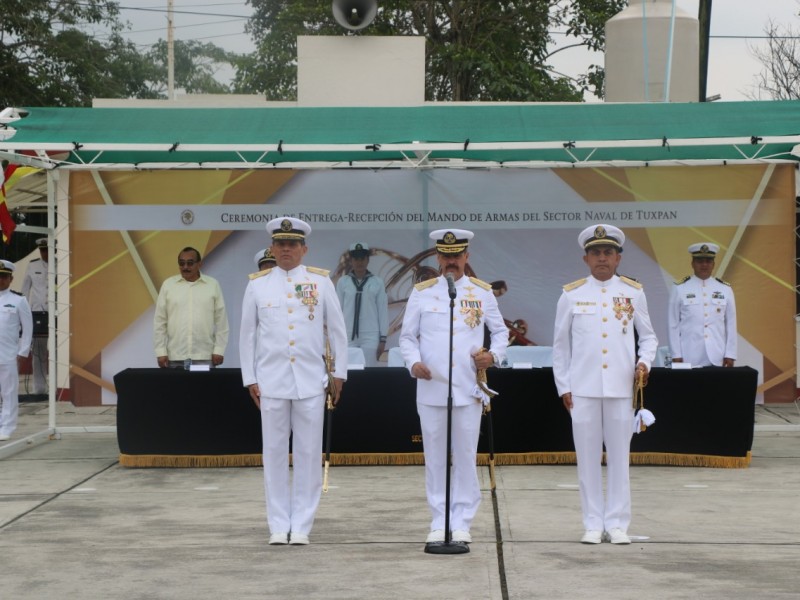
239,217,348,546
552,225,657,545
400,229,507,545
0,260,33,441
668,243,737,367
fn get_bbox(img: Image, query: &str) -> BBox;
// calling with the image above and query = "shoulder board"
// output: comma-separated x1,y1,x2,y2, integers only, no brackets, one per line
562,278,587,292
674,275,690,285
620,275,643,289
11,290,22,296
248,268,271,280
468,277,492,291
31,258,41,263
414,278,438,292
715,277,731,286
306,266,330,277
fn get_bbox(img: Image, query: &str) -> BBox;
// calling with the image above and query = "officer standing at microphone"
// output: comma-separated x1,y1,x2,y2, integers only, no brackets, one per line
400,229,507,545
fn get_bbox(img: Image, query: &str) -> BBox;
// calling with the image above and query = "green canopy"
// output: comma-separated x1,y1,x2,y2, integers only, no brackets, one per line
2,100,800,169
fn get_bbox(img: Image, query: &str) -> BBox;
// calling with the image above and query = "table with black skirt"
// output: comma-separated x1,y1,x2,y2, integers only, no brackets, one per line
115,366,757,468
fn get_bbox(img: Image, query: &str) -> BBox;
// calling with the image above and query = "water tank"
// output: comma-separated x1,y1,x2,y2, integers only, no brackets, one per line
605,0,699,102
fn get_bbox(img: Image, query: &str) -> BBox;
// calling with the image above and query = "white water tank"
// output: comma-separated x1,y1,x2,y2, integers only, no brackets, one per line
605,0,699,102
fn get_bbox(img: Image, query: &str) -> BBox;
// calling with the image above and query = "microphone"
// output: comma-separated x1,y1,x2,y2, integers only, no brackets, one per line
445,272,457,299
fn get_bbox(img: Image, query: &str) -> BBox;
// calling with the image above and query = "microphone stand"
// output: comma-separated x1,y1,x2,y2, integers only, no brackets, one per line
425,274,469,555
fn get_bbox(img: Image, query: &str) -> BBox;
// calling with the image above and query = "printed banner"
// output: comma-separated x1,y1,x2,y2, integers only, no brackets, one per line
65,166,795,404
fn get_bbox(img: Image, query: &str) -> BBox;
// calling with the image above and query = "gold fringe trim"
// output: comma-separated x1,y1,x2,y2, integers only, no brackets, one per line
119,450,751,469
630,451,751,468
119,454,263,468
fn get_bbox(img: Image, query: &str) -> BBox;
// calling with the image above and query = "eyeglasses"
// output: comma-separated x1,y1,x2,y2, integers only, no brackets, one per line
178,260,197,267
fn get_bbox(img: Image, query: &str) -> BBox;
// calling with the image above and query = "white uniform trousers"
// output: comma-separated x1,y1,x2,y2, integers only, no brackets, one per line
0,362,20,436
260,393,325,536
417,402,483,532
348,333,380,367
31,338,48,394
571,395,633,533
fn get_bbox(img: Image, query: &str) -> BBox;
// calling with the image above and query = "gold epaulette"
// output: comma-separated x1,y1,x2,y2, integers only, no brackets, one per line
562,278,587,292
414,278,438,291
674,275,690,285
469,277,492,291
715,277,731,286
249,268,272,280
620,275,643,289
306,266,330,277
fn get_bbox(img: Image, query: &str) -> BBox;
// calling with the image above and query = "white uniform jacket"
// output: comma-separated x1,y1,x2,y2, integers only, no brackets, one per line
0,290,33,363
667,275,737,366
335,273,389,340
399,275,507,407
552,275,657,398
239,265,348,399
21,258,48,311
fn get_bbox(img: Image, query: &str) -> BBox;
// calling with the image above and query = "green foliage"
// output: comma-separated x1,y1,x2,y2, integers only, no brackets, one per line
235,0,627,101
0,0,239,106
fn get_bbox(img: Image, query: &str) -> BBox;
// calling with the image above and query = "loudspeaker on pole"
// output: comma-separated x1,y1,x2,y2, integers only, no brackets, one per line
332,0,378,31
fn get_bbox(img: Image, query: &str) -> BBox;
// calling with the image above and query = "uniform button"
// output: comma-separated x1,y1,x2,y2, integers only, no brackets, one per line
602,349,608,354
602,333,608,338
602,303,607,307
290,357,296,363
602,317,607,322
287,293,292,298
288,308,293,314
289,340,295,346
603,364,608,369
601,288,607,293
287,278,292,283
288,325,294,330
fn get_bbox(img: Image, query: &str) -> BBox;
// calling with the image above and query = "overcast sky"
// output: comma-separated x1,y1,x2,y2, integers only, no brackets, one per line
115,0,800,101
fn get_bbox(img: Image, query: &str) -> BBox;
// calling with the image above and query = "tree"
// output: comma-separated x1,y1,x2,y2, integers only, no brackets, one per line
143,40,240,96
0,0,154,106
235,0,627,102
751,19,800,100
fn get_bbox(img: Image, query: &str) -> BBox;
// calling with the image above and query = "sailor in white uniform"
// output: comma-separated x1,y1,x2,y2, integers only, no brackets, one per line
400,229,507,544
336,242,389,367
0,260,34,441
552,225,657,545
21,237,48,395
240,217,348,546
668,243,737,367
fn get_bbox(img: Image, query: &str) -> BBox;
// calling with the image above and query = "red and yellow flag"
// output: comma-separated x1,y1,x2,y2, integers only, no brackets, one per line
0,164,39,243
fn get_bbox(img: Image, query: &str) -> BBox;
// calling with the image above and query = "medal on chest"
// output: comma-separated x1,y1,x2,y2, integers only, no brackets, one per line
295,283,319,320
459,286,484,329
613,296,634,333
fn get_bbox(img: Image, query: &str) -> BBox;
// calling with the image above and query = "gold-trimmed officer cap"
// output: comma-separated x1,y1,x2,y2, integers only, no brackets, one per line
348,242,370,257
0,259,15,274
266,216,311,241
688,242,719,258
578,224,625,251
254,248,276,268
430,228,474,254
35,238,48,248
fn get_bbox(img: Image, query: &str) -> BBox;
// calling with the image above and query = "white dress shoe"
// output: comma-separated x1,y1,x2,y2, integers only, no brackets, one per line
607,528,631,545
289,533,310,545
452,530,472,543
268,532,289,545
425,529,445,543
580,530,602,544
